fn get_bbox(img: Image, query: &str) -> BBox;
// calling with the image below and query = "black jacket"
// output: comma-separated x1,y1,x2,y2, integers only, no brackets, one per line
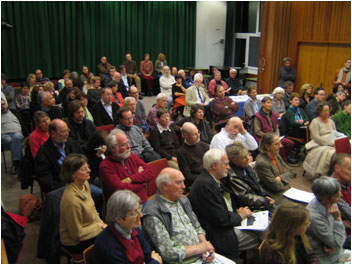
35,137,82,193
9,108,29,137
67,118,96,146
189,169,242,259
91,101,120,126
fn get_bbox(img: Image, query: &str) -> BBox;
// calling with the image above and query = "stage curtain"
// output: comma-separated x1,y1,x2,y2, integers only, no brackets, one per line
1,1,196,80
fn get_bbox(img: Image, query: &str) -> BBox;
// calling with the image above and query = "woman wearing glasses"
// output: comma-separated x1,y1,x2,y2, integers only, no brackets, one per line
90,190,162,263
60,154,106,253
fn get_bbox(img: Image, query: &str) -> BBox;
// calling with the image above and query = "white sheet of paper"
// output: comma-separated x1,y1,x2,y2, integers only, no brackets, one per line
283,187,315,203
235,210,269,231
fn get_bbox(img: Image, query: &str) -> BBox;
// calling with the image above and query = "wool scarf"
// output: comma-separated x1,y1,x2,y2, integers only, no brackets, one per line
337,66,351,84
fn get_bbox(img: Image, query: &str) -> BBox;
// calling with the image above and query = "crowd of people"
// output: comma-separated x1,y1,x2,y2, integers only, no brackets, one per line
1,54,351,263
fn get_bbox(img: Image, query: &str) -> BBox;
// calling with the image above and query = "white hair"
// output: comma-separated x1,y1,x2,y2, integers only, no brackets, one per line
123,97,136,106
156,171,172,190
230,68,237,74
156,93,168,101
194,73,203,82
107,190,140,221
203,148,226,171
272,87,285,95
106,128,126,148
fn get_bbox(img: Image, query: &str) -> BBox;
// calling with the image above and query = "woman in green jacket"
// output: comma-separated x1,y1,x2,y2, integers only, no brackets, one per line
285,93,309,139
333,100,351,139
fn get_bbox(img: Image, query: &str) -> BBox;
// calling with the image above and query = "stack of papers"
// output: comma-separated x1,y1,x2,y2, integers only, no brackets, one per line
235,210,269,231
283,187,315,203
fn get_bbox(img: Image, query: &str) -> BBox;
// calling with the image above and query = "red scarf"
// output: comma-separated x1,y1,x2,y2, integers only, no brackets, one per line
83,72,90,78
144,60,151,74
109,223,144,264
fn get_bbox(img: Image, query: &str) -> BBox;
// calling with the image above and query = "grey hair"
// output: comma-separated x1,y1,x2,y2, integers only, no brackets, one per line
194,73,203,82
272,87,285,95
156,92,168,101
101,87,112,95
107,190,140,222
38,91,50,104
226,141,247,161
259,132,277,153
311,176,340,202
106,128,126,148
123,97,136,106
156,172,172,191
203,148,226,171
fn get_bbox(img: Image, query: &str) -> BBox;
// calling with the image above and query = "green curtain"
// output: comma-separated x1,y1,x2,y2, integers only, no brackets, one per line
1,1,196,80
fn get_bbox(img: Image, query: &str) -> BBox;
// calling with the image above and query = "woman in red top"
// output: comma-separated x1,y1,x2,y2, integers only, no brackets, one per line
107,80,124,107
140,53,154,96
29,111,50,158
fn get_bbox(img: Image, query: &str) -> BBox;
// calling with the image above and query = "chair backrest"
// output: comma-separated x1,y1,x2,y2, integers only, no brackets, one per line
83,244,94,264
335,137,351,154
146,158,169,196
96,124,115,134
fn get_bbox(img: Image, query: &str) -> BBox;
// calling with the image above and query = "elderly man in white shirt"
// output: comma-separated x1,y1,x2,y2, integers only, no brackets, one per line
210,117,258,152
159,66,175,109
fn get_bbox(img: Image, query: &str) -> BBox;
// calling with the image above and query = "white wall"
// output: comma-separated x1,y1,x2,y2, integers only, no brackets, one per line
195,1,227,68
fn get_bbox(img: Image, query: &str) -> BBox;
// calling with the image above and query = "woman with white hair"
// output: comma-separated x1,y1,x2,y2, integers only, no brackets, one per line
272,87,286,118
306,176,351,264
90,190,162,263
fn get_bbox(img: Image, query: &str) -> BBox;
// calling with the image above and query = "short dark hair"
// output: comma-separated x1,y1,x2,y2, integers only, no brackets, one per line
342,100,351,109
190,104,205,117
156,108,169,119
33,111,49,126
175,74,182,80
284,81,294,88
316,102,331,115
117,106,132,120
247,86,257,94
261,96,273,103
60,154,88,183
67,100,84,120
63,69,70,76
107,80,117,88
119,65,126,71
314,87,324,95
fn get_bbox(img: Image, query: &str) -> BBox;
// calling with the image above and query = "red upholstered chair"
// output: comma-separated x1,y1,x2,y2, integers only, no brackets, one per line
96,124,115,134
146,158,169,199
335,137,351,154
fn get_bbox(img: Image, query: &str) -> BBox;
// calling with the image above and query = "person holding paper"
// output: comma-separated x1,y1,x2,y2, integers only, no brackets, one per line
303,102,336,178
190,148,262,261
259,203,319,263
255,133,296,203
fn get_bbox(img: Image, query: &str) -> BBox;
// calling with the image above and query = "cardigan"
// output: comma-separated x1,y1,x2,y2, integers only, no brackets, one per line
148,125,179,160
60,182,103,246
211,97,239,126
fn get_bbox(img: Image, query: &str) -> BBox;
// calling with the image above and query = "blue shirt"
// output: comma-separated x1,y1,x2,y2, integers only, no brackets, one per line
53,141,66,165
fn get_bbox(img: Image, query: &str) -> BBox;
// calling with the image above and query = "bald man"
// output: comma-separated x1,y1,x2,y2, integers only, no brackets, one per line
35,119,82,193
210,117,258,151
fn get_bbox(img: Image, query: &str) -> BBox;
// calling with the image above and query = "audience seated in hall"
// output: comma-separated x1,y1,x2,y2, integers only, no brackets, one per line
15,83,32,133
99,128,154,203
70,71,84,90
172,74,187,118
272,87,286,118
306,177,351,264
58,79,74,106
123,53,142,93
253,96,296,164
43,81,60,105
107,80,124,107
149,108,179,169
129,85,146,120
159,66,175,109
90,190,162,264
299,83,314,109
177,122,209,188
284,93,310,139
117,107,160,163
35,119,82,194
224,141,275,212
29,111,50,159
303,102,336,178
243,86,261,127
97,56,111,80
178,69,191,88
102,66,116,88
190,149,262,260
330,153,351,249
112,71,129,98
66,100,96,147
282,81,295,110
255,133,295,203
60,154,106,254
63,87,81,118
57,69,71,90
147,93,169,129
305,87,326,121
91,87,120,126
259,203,319,264
332,100,351,139
1,98,27,175
277,57,296,88
225,68,244,96
207,71,229,98
328,91,346,115
1,73,15,110
333,58,351,90
123,97,149,134
29,84,44,117
35,68,50,84
87,76,102,108
210,116,257,152
140,53,154,96
211,85,239,132
176,104,214,144
119,65,132,92
80,65,94,84
143,168,235,264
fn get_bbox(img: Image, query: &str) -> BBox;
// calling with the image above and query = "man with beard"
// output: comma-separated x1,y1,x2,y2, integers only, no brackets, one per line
159,66,175,109
99,128,154,203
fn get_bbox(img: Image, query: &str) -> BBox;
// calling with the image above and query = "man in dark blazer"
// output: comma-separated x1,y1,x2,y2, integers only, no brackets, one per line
91,87,120,126
189,148,261,260
35,119,82,193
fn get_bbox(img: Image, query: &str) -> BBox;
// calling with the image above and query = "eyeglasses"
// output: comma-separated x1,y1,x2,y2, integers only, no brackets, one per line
123,116,133,121
126,205,142,218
